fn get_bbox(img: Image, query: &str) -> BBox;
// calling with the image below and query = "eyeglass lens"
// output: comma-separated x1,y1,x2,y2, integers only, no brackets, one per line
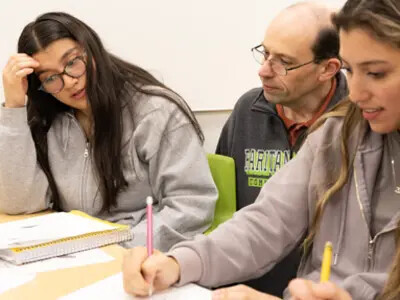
41,57,86,93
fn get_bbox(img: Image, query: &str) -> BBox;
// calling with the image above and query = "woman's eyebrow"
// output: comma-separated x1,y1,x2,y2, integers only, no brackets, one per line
36,47,79,76
59,47,79,63
341,57,389,67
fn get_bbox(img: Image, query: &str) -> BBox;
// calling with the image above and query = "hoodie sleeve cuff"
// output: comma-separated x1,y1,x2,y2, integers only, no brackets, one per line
167,247,203,286
0,104,28,129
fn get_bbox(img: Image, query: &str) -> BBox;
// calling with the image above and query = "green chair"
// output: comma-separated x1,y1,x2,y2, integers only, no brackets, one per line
205,153,236,234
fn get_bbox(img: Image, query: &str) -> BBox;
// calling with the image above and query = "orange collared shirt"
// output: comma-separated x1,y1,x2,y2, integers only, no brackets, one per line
276,77,337,147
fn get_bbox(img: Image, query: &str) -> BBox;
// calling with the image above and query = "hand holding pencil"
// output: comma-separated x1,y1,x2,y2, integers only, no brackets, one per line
122,196,181,297
122,247,181,297
288,280,352,300
289,241,352,300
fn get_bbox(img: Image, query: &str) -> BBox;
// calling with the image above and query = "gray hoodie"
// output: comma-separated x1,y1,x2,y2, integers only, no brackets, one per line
0,87,218,252
169,117,399,299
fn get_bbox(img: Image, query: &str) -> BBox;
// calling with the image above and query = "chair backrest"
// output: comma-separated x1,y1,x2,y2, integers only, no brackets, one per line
204,153,236,234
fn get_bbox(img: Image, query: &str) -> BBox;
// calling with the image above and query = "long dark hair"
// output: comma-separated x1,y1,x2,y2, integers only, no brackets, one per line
18,12,204,212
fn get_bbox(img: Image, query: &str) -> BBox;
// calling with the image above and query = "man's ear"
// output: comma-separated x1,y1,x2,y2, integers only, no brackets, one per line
318,58,341,81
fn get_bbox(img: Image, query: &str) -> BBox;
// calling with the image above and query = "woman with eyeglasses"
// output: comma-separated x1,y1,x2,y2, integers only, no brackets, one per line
122,0,400,299
0,12,218,252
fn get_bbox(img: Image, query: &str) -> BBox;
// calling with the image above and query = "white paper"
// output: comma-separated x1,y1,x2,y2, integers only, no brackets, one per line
0,249,114,273
0,271,36,294
0,212,116,249
59,272,212,300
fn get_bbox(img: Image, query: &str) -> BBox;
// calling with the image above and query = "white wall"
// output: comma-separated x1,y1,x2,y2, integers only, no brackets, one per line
0,0,346,112
195,110,231,153
0,0,346,152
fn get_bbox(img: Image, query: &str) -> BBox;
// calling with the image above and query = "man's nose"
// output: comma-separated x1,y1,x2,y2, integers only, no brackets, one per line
258,59,275,78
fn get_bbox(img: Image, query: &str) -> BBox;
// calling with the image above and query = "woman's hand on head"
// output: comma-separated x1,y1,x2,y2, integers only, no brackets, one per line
288,279,352,300
122,246,181,297
2,54,39,108
212,285,281,300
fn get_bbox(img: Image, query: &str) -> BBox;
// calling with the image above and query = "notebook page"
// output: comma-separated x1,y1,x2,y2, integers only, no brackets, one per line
59,272,212,300
0,212,115,249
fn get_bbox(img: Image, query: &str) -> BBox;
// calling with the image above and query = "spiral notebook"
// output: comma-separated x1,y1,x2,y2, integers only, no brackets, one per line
0,211,132,265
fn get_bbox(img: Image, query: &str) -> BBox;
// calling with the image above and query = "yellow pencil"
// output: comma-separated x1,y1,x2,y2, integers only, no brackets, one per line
320,241,333,282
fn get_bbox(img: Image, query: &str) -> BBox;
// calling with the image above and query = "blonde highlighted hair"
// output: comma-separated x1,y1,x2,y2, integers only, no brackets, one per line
303,99,361,255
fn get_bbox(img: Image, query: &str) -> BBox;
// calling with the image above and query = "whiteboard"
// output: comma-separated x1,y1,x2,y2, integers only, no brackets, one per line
0,0,346,111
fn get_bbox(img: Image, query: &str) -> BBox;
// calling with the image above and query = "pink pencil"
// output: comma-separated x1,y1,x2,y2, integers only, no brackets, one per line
146,196,153,257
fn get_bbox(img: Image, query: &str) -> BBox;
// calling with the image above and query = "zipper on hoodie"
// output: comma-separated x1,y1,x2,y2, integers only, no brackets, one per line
367,239,374,270
81,141,90,211
353,166,396,271
366,227,396,271
70,116,91,211
354,166,375,270
84,142,89,158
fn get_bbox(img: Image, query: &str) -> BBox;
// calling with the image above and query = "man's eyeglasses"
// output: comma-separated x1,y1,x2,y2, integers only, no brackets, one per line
38,56,86,94
251,44,315,76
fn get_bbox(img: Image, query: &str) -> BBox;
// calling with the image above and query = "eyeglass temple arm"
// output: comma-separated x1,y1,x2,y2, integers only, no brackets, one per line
250,44,263,52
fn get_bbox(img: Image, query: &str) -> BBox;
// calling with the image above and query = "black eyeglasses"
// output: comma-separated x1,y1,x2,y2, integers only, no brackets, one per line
251,44,315,76
38,56,86,94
